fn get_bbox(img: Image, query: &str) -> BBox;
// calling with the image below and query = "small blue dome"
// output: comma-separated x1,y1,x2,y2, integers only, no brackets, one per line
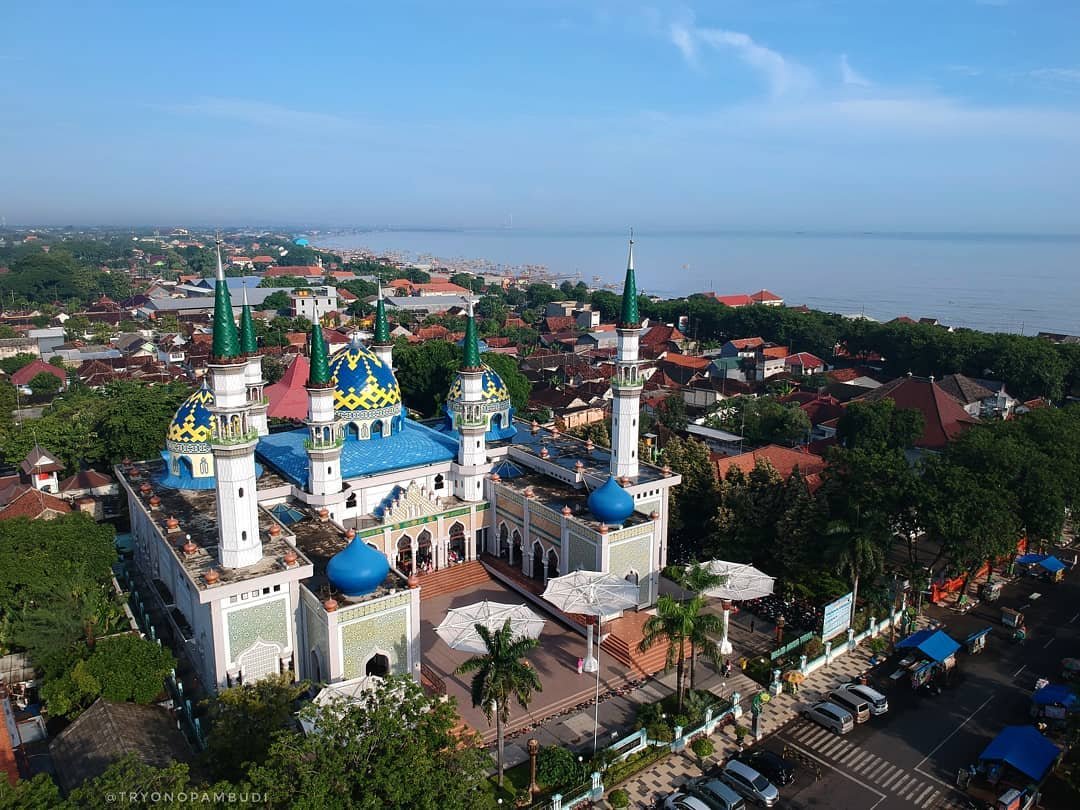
587,475,635,526
327,538,390,599
167,382,215,445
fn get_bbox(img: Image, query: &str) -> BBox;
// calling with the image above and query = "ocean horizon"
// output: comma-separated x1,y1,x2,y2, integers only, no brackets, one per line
318,229,1080,336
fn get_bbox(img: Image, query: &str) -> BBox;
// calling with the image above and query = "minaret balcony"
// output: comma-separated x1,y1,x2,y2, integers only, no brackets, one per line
211,427,260,447
305,435,345,451
611,377,644,393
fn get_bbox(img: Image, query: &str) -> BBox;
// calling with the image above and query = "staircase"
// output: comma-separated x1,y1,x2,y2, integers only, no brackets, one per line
417,560,494,600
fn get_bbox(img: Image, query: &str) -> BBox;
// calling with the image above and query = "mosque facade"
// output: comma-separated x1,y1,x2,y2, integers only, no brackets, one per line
117,237,680,692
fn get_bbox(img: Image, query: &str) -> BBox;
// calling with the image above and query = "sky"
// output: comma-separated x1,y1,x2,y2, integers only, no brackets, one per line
4,1,1080,231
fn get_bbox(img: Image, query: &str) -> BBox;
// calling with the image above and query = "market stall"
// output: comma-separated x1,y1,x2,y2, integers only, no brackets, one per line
891,628,962,689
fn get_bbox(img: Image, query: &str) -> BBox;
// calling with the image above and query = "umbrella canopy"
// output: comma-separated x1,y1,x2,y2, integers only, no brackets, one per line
782,670,806,683
700,560,776,601
435,601,547,655
541,570,640,617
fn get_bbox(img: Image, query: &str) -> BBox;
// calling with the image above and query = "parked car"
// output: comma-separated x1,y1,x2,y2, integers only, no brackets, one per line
803,701,855,735
686,778,746,810
733,749,797,787
718,759,780,807
829,686,871,723
662,791,714,810
839,682,889,715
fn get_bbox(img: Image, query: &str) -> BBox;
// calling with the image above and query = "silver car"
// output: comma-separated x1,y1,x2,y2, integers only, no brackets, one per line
840,681,889,715
719,759,780,807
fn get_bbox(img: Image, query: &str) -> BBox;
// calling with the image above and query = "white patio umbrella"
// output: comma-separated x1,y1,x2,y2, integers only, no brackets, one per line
542,570,640,752
435,600,547,655
699,560,775,655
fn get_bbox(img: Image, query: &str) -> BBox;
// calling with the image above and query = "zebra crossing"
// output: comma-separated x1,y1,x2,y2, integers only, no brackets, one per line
782,719,943,808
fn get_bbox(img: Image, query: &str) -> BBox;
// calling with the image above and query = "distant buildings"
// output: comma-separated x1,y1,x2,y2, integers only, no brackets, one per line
289,286,338,321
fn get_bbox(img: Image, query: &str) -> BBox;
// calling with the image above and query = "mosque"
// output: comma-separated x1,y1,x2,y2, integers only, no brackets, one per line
118,238,680,692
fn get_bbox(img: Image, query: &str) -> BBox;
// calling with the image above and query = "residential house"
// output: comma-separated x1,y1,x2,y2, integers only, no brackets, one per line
749,290,784,306
640,324,687,356
682,376,755,410
853,375,977,451
10,359,67,393
719,337,765,359
972,378,1018,419
936,374,996,418
713,444,826,490
784,352,826,376
656,353,711,386
289,286,338,322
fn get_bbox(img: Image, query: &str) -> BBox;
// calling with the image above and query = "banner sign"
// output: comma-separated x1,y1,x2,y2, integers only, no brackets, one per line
821,592,854,641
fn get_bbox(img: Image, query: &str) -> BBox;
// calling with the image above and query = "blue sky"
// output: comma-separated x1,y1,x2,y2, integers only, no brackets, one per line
4,1,1080,231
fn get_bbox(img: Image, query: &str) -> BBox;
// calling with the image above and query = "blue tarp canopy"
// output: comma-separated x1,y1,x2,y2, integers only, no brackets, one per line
979,725,1061,782
1039,556,1067,573
1015,553,1046,565
1032,684,1078,708
896,628,961,663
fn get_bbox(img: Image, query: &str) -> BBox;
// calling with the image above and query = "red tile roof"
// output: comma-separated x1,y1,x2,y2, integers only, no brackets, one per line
750,289,783,303
544,316,576,333
855,376,978,450
714,444,827,481
263,265,322,277
658,353,711,370
761,346,789,360
0,487,72,521
266,355,311,420
728,337,765,350
10,359,66,386
706,293,752,307
785,351,825,369
641,324,686,347
59,470,114,492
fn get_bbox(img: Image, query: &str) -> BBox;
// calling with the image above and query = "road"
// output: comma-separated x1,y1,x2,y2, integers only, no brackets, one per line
746,564,1080,810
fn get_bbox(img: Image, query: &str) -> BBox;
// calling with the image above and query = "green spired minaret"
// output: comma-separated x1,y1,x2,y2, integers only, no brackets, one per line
239,284,258,355
372,284,394,368
307,322,331,387
304,321,343,498
619,229,640,328
211,240,241,360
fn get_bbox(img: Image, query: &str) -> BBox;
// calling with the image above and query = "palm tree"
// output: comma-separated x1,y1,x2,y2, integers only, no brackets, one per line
456,618,542,787
670,563,726,688
827,509,887,630
639,594,721,712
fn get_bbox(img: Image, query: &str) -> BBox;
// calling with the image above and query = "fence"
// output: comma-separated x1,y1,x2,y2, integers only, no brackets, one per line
769,631,814,661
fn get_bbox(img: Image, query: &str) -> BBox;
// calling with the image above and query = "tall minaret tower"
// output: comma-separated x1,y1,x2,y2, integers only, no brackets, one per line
453,300,487,501
611,231,643,480
371,285,393,369
305,323,344,500
239,284,269,436
207,241,263,569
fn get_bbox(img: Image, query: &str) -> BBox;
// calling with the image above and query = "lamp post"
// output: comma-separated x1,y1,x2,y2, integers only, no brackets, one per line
528,738,541,796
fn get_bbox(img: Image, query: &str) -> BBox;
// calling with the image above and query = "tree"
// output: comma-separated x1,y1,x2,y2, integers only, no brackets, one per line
738,398,811,446
667,563,725,689
639,594,718,712
262,290,291,311
0,353,37,375
0,773,64,809
836,399,923,451
661,437,720,562
480,352,531,412
28,370,63,398
262,355,287,385
655,393,688,433
456,619,542,787
394,340,460,417
260,275,308,288
248,676,493,809
825,508,887,632
204,674,308,781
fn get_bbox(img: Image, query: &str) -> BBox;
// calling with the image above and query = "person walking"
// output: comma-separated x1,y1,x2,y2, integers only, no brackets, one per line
576,657,584,675
750,617,755,634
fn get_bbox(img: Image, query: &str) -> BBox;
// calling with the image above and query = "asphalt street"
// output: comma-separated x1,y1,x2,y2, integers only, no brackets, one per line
745,564,1080,810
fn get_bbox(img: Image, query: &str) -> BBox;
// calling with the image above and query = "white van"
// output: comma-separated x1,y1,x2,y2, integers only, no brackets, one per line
829,687,871,723
840,682,889,716
803,701,855,735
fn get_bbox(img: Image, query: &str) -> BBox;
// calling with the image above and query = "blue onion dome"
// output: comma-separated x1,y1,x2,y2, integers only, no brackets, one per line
327,538,390,599
588,475,635,526
328,336,402,413
446,365,511,406
167,382,215,446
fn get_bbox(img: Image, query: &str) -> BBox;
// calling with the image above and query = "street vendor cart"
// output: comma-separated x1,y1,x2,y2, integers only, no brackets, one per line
1001,608,1024,629
980,580,1004,603
965,627,992,655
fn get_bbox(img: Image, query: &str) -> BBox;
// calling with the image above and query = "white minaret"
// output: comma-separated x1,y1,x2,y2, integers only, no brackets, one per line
453,300,487,501
304,324,344,500
239,283,269,436
208,241,263,569
611,232,643,480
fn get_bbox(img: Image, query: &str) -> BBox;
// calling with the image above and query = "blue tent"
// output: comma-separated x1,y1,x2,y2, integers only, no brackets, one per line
1038,556,1067,573
979,726,1061,782
1015,553,1046,565
896,628,961,663
1032,684,1078,708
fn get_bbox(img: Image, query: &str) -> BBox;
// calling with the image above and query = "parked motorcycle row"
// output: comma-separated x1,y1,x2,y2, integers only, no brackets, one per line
741,595,824,634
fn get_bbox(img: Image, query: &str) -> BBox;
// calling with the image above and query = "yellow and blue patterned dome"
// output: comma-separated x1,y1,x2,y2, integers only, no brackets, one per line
446,366,510,405
167,382,215,445
329,339,402,414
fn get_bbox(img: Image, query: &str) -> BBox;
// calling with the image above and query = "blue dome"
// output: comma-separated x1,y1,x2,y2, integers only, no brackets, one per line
587,475,635,525
167,382,215,445
329,338,402,413
327,538,390,598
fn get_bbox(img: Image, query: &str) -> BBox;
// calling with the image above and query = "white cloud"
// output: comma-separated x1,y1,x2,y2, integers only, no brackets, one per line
840,54,871,87
668,19,812,96
1029,68,1080,84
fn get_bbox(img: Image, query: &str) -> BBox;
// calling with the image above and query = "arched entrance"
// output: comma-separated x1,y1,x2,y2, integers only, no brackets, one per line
625,570,639,586
512,530,523,568
417,530,433,572
396,535,413,573
547,549,559,580
179,456,194,479
491,413,502,433
532,542,545,582
371,419,384,440
365,652,389,677
499,524,510,560
309,649,322,683
448,522,466,565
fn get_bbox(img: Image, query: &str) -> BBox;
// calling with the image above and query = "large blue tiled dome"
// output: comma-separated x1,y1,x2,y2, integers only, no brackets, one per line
443,364,517,441
329,338,402,413
327,538,390,599
587,475,635,526
167,382,215,446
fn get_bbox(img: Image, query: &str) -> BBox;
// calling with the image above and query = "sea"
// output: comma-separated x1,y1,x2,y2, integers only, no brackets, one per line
317,230,1080,336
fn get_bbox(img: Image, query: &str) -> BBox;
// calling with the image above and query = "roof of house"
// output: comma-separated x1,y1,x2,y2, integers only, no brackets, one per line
543,315,577,333
855,375,978,449
20,444,63,474
785,351,825,368
641,324,686,347
337,288,358,302
658,353,711,370
714,444,827,481
889,315,918,325
0,487,72,521
706,293,752,307
727,337,765,350
59,470,115,492
761,345,789,360
937,374,995,406
800,394,846,426
750,289,783,303
50,698,192,793
9,360,66,386
262,265,323,277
